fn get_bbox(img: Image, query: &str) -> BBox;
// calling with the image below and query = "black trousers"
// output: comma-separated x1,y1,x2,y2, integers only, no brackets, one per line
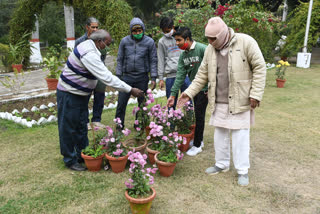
57,89,89,166
115,75,149,128
193,91,208,148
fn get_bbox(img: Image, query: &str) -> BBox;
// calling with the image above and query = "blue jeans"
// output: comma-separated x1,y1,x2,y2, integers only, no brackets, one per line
57,89,89,166
166,76,191,109
87,90,105,123
115,75,149,128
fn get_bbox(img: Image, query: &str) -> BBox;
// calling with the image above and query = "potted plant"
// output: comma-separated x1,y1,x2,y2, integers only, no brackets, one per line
153,130,185,177
183,101,195,138
125,151,157,214
124,90,154,154
103,118,130,173
275,60,290,88
167,108,193,152
8,32,32,73
42,56,62,90
81,126,106,172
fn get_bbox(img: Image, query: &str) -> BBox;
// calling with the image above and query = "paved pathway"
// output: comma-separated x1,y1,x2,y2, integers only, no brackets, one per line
0,55,116,103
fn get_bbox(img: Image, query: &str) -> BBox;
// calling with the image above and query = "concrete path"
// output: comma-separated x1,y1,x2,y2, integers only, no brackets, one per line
0,55,116,103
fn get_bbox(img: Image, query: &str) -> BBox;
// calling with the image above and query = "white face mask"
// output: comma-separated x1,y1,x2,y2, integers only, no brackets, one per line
164,29,174,38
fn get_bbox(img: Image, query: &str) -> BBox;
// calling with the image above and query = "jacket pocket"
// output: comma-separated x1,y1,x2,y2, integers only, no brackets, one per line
236,79,251,106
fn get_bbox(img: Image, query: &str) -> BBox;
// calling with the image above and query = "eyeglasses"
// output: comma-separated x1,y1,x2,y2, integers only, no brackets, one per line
90,26,99,29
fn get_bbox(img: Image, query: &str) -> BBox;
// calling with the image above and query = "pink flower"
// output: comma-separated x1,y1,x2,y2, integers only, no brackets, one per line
110,138,115,142
143,107,148,111
252,18,259,23
134,120,139,125
113,149,123,156
179,20,182,23
122,128,131,136
136,127,141,131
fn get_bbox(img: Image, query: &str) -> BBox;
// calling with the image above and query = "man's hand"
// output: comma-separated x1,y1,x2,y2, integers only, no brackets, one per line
167,96,175,107
159,80,165,90
130,88,144,97
151,81,156,90
177,92,191,108
250,98,260,109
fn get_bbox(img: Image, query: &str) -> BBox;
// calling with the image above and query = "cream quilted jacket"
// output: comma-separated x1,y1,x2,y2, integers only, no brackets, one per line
184,29,266,114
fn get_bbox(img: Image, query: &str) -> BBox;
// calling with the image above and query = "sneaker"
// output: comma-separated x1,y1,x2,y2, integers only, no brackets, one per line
67,163,87,171
87,123,92,130
200,141,204,148
205,165,229,175
92,122,106,130
186,146,202,156
238,174,249,186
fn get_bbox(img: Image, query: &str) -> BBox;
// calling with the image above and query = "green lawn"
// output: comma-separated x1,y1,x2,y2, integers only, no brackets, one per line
0,65,319,214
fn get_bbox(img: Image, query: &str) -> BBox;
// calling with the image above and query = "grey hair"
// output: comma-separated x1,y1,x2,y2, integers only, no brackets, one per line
86,17,99,26
89,29,110,41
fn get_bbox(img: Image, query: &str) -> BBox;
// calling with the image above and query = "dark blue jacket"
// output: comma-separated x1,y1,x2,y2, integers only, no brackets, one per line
116,18,158,81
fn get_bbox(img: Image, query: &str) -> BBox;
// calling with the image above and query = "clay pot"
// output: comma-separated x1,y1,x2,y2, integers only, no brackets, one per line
12,64,23,73
105,153,128,173
178,132,193,152
154,153,177,177
125,187,156,214
45,78,58,90
124,139,147,154
146,143,159,165
189,124,196,138
276,79,286,88
81,152,104,172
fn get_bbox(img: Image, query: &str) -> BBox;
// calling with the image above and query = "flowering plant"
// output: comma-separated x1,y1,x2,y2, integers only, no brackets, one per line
100,118,131,157
125,151,157,198
132,89,155,142
147,122,185,163
275,60,290,80
82,126,105,158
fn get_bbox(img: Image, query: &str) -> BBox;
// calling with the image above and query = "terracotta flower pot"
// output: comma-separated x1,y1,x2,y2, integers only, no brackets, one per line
154,153,177,177
189,124,196,138
276,79,286,88
45,78,58,90
105,153,128,173
81,152,104,172
125,187,156,214
178,132,193,152
11,64,23,73
124,139,147,154
146,143,159,165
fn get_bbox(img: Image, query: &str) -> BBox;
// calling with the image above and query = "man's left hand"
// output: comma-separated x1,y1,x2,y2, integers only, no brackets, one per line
151,81,156,90
250,98,260,109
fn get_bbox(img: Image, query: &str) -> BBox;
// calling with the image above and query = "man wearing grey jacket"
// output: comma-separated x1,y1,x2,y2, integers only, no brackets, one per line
115,17,157,128
158,17,190,109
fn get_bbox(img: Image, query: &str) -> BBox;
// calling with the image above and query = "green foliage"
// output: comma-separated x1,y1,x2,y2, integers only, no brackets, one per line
9,0,133,65
0,69,26,94
158,149,177,163
42,56,62,79
222,0,282,62
285,1,320,53
39,1,66,46
82,144,104,158
0,43,11,72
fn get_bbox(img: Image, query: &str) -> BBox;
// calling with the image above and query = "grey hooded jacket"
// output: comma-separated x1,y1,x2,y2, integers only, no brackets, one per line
116,17,158,81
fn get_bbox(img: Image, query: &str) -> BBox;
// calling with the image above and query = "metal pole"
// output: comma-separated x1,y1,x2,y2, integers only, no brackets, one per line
302,0,313,53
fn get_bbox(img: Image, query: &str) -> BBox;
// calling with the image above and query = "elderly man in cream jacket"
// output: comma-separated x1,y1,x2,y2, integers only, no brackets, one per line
177,17,266,186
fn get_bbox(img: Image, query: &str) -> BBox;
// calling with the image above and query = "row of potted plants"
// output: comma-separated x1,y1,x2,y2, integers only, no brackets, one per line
80,89,196,213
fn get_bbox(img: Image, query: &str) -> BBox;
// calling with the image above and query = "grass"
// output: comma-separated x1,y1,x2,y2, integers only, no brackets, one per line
0,65,320,214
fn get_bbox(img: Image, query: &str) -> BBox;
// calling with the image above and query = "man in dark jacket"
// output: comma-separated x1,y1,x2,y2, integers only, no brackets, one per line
115,17,158,128
75,17,107,130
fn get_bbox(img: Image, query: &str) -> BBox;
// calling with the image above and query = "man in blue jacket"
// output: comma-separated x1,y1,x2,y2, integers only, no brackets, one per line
115,17,157,128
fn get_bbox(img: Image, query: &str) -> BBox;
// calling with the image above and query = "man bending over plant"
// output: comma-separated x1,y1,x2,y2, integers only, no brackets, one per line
56,30,143,171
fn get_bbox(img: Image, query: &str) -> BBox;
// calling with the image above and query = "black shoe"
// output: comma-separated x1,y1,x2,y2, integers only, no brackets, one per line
68,163,87,171
78,158,85,164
